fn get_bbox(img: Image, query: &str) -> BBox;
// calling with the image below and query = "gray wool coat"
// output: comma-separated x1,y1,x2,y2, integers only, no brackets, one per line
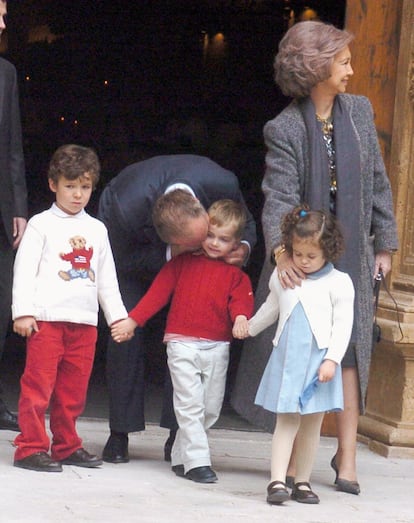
231,94,398,432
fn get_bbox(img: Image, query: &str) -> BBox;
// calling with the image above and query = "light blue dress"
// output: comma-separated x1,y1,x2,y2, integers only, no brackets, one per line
254,263,344,415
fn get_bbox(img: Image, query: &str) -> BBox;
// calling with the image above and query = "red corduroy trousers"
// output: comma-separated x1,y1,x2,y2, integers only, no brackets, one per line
14,321,97,461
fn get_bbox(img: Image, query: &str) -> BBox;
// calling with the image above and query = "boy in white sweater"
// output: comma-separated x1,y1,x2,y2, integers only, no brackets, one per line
12,144,127,472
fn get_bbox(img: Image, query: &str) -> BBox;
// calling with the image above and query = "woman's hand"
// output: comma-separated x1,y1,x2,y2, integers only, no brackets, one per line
274,249,305,289
375,250,393,279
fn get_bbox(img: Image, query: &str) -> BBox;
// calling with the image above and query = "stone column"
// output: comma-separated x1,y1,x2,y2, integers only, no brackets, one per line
352,0,414,458
322,0,407,441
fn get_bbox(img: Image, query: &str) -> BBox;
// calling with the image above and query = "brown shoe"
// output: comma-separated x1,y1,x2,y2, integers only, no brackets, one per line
61,448,102,468
266,480,290,504
14,451,62,472
291,482,320,504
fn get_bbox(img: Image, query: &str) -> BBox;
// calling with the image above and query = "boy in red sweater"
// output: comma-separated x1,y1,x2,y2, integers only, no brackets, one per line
112,200,254,483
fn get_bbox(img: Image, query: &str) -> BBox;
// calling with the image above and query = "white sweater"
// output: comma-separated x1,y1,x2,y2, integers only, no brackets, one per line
12,204,127,327
249,266,355,365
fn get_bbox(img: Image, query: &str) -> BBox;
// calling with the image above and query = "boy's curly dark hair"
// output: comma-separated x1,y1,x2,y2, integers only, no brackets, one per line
48,144,100,188
281,205,344,262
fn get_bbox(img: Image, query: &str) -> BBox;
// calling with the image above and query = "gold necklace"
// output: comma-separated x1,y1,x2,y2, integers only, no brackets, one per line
316,113,333,134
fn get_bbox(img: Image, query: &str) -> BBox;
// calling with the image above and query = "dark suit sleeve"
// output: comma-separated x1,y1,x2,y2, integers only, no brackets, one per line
98,181,168,277
9,64,27,218
99,155,257,276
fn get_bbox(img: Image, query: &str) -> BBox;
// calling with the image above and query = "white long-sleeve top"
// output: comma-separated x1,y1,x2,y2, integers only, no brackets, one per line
12,203,127,327
249,266,355,365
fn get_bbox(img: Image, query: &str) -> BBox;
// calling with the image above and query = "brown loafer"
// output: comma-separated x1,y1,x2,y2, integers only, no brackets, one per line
266,480,290,504
14,451,62,472
61,448,103,468
291,482,320,504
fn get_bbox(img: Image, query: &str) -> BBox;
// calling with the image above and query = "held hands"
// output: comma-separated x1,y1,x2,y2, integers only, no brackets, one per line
318,359,337,382
232,315,249,339
275,249,305,289
13,316,39,337
111,318,137,343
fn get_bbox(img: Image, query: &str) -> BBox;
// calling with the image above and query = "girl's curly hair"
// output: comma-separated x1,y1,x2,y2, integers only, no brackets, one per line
281,205,344,262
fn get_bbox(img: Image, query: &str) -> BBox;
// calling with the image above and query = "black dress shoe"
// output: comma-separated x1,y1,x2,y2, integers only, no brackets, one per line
61,448,103,468
171,464,185,477
102,433,129,463
291,482,320,504
0,405,19,432
14,451,62,472
164,429,177,462
185,466,217,483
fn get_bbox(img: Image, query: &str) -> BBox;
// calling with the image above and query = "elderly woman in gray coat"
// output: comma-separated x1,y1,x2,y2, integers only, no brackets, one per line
232,21,398,496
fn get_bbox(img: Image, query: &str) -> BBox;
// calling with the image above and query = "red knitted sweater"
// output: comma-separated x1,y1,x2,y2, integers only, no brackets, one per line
129,252,254,342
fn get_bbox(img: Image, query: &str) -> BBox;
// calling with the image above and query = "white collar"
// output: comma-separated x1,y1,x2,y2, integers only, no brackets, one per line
51,202,87,219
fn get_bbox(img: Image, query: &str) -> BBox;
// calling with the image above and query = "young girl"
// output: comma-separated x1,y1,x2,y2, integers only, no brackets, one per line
234,206,354,505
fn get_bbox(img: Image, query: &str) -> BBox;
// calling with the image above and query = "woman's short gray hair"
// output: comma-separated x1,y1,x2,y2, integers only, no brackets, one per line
274,21,354,99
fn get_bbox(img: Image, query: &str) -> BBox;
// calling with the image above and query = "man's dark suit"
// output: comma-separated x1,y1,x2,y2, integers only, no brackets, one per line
0,57,27,384
98,154,256,434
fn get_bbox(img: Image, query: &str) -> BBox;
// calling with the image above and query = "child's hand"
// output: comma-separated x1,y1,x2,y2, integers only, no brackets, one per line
318,359,337,382
232,315,249,339
111,318,137,343
13,316,39,338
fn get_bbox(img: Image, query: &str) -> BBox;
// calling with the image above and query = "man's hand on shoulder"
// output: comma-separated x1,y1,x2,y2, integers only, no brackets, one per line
223,243,249,267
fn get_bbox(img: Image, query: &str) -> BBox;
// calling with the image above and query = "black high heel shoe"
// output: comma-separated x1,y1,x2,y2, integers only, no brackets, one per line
330,454,360,495
336,477,361,495
330,454,339,484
